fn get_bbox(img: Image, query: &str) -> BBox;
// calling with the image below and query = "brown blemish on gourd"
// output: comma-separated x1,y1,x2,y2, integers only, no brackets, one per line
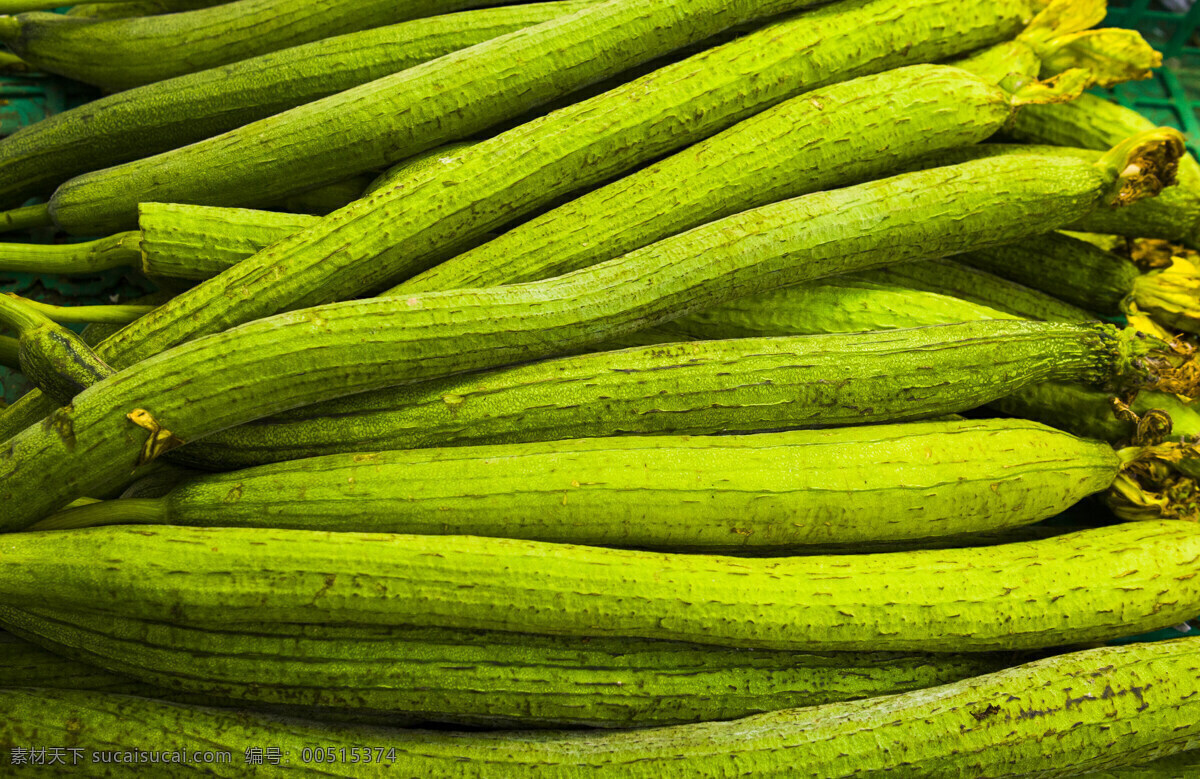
43,404,76,451
126,408,184,466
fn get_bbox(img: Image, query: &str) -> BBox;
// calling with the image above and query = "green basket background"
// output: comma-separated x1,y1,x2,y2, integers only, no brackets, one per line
1101,0,1200,157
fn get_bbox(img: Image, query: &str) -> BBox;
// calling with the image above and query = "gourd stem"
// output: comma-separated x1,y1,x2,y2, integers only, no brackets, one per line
0,51,29,73
0,334,18,369
0,203,53,233
17,298,154,326
28,498,167,532
0,234,138,275
0,292,52,335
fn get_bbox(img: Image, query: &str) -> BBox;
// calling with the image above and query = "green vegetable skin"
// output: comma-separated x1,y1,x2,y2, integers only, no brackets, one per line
0,1,596,207
958,230,1140,314
3,521,1200,651
1012,91,1200,247
38,420,1123,549
1085,750,1200,778
0,628,419,722
659,263,1200,443
0,143,1182,529
957,227,1200,335
0,0,526,90
0,630,149,694
0,0,1033,439
919,141,1200,248
170,320,1150,471
0,336,17,370
0,639,1195,776
14,638,1196,778
0,294,111,406
0,609,1007,728
859,255,1096,321
397,61,1076,293
65,0,227,19
31,0,840,236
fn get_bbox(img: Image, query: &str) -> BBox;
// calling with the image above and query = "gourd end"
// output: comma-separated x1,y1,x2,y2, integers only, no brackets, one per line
1104,324,1195,400
1006,68,1089,110
1131,256,1200,337
1038,28,1161,89
1100,128,1185,208
1108,440,1200,523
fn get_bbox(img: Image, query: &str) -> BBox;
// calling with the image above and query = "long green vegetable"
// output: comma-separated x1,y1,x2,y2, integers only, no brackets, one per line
29,420,1132,548
396,61,1085,294
0,630,149,695
0,141,1184,529
10,639,1194,777
0,628,418,723
3,521,1199,651
0,335,17,370
961,230,1200,333
0,1,595,206
0,0,523,89
65,0,228,18
0,608,1007,729
0,0,1037,440
656,259,1200,445
159,319,1183,476
1012,91,1200,247
15,0,844,235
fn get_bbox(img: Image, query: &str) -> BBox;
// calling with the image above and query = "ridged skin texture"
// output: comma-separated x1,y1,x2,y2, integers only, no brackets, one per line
67,0,227,18
1,0,516,89
0,609,1006,729
138,204,315,280
1,521,1199,652
0,1,595,206
960,231,1142,314
176,320,1121,470
858,258,1096,322
67,0,226,17
45,0,834,233
0,630,145,694
0,0,1030,438
1083,749,1200,778
650,271,1010,339
0,154,1131,525
1011,92,1200,246
396,64,1028,293
103,420,1121,548
658,264,1196,445
0,640,1197,778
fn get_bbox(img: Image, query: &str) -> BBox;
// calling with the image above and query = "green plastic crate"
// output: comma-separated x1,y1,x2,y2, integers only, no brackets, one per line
1100,0,1200,156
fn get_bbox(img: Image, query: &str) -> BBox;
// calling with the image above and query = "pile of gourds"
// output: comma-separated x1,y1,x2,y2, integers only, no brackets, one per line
0,0,1198,774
